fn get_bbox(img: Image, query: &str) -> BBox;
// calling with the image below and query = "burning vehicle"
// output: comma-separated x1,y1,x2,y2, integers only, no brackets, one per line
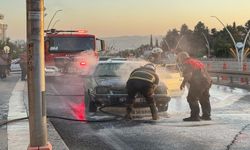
84,58,171,113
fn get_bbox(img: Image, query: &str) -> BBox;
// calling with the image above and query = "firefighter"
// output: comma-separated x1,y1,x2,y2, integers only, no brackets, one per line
149,48,163,64
0,50,8,79
125,63,159,120
19,50,27,81
177,51,212,121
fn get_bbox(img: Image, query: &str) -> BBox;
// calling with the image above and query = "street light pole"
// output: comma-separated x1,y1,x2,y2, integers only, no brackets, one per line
202,32,211,57
47,9,62,30
163,39,171,51
52,19,60,29
211,16,240,63
211,16,250,70
175,35,184,51
164,35,184,52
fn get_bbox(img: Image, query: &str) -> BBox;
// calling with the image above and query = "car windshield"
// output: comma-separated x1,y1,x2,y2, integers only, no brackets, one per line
94,62,142,78
48,37,95,52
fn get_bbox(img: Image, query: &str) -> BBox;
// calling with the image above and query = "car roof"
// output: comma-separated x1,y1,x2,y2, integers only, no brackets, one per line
98,58,145,64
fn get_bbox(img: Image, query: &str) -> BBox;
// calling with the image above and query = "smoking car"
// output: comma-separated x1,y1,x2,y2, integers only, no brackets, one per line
84,58,171,113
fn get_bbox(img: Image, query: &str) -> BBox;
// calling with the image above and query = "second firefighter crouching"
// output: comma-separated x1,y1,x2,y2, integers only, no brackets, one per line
125,63,160,120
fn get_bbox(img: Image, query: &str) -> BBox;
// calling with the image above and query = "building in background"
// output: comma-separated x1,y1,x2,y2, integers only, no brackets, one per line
0,14,8,42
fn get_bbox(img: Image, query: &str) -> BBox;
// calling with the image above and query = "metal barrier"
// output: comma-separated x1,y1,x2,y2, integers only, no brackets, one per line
208,70,250,85
200,58,250,62
201,60,250,72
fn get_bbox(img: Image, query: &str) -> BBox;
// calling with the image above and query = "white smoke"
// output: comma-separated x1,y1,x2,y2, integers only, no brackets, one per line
114,58,149,81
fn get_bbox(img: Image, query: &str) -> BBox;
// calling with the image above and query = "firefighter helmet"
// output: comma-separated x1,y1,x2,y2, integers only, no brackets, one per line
144,63,156,71
151,48,163,54
176,51,190,64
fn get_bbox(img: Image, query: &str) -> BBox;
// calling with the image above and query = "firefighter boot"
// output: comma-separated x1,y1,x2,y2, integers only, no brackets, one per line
201,115,211,121
149,103,159,120
183,116,200,121
124,105,133,120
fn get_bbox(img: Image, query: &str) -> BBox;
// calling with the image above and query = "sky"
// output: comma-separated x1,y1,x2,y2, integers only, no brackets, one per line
1,0,250,40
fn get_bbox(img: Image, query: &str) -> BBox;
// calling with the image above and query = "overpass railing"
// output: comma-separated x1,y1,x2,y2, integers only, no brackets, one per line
201,60,250,71
208,70,250,87
200,59,250,87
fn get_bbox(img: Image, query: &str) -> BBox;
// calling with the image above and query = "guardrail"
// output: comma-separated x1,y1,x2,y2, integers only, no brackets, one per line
160,59,250,87
208,70,250,86
200,58,250,62
201,61,249,72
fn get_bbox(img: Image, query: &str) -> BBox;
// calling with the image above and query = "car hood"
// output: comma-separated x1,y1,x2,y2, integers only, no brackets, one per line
95,77,127,89
94,77,168,94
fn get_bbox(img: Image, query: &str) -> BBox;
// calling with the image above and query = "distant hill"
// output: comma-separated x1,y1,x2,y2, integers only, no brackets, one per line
103,35,163,51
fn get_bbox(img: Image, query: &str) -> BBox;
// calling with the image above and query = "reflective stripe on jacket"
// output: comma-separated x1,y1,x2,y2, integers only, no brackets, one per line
129,67,159,85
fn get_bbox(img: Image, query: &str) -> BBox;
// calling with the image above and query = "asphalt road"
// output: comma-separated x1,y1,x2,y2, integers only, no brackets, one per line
45,75,250,150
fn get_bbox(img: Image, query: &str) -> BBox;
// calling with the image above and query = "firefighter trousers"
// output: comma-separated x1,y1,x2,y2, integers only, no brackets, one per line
187,84,211,118
126,79,156,116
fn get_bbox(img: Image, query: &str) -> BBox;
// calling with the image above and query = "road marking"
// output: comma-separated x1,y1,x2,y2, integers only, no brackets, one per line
7,80,29,150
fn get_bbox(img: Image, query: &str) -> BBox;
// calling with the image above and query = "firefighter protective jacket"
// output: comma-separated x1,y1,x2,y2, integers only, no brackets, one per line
128,67,159,85
182,58,212,88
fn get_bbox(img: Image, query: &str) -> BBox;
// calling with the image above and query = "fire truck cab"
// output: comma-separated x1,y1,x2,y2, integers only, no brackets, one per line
44,29,105,76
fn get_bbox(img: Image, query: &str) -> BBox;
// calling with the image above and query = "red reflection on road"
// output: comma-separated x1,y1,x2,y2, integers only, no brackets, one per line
69,98,86,120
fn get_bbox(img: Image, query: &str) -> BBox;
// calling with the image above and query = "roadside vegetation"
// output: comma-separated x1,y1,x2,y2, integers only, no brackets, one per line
3,20,250,60
107,20,250,59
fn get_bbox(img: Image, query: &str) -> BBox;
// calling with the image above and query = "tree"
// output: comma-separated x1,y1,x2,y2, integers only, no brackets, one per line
161,29,180,52
245,20,250,31
191,21,209,57
245,20,250,48
133,20,250,59
150,34,153,48
178,24,193,53
180,24,189,35
0,38,26,59
155,38,159,47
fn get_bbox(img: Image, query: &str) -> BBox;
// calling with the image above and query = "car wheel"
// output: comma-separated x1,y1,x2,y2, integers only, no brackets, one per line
89,101,97,112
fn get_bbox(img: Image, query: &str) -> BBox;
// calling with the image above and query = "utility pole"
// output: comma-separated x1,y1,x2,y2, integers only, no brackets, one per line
26,0,52,149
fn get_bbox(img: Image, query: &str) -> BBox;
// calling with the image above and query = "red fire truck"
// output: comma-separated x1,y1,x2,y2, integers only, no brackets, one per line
44,29,105,76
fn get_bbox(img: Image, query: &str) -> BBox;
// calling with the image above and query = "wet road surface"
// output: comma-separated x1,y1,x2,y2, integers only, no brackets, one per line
45,75,250,150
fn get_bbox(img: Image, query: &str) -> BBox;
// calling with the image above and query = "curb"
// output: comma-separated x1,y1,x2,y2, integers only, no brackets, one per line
7,79,69,150
7,80,29,150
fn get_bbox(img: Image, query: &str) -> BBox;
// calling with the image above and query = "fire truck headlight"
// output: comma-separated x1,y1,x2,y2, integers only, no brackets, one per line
80,61,86,66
